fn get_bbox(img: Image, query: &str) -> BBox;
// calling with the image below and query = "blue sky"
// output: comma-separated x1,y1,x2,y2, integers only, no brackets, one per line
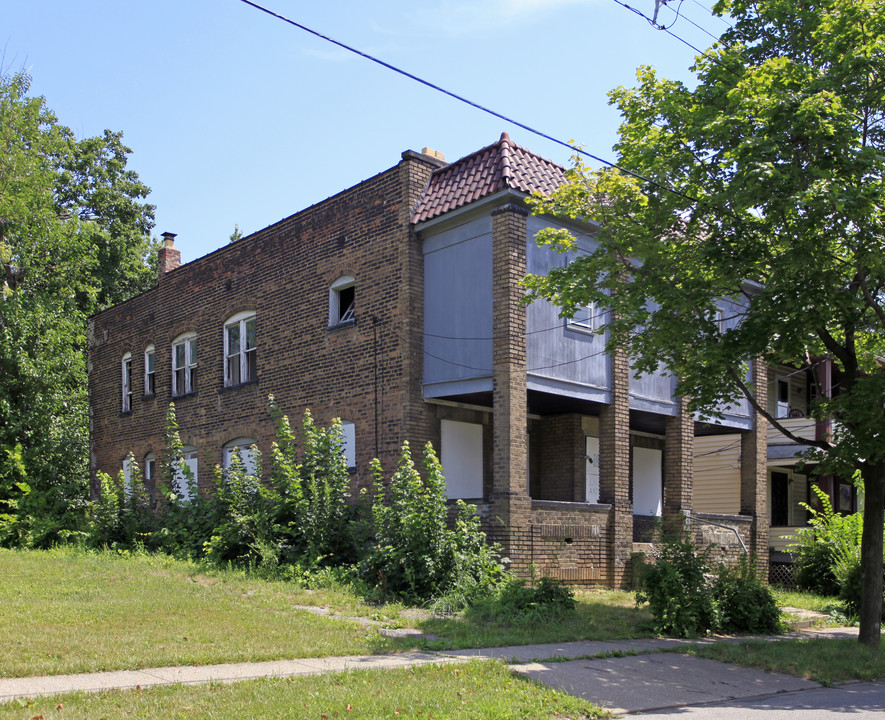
5,0,724,263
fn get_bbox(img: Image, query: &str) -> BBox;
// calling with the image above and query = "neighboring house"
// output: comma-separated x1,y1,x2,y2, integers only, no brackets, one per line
89,133,771,587
693,357,860,582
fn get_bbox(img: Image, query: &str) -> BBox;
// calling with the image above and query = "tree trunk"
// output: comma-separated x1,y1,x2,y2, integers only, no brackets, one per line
858,460,884,648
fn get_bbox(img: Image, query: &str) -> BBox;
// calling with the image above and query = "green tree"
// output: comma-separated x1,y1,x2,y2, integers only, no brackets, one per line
0,71,156,545
523,0,885,647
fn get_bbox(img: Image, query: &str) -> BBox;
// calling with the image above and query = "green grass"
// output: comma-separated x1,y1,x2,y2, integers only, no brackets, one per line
1,548,659,677
0,547,405,677
0,661,609,720
771,588,841,614
681,638,885,685
419,589,655,649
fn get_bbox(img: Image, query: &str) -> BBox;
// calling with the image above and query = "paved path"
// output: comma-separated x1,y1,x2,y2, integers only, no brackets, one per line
0,626,870,715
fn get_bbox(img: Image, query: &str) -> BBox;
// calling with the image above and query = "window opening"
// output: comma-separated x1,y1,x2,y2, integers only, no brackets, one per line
144,345,155,396
329,276,356,326
568,302,603,335
224,314,257,387
341,420,356,469
173,447,198,501
172,335,198,396
223,438,259,477
122,353,133,412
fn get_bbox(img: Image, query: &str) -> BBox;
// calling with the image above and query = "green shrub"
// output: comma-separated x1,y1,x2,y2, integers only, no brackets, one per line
636,532,717,637
465,575,575,625
791,484,863,596
203,445,277,569
362,441,503,604
154,403,216,557
88,455,157,549
269,403,355,566
713,557,781,634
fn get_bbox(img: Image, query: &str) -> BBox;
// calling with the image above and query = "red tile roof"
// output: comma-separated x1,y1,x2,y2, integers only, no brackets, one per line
411,133,567,224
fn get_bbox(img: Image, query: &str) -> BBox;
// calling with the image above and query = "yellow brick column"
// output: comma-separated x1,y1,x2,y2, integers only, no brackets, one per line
489,203,531,574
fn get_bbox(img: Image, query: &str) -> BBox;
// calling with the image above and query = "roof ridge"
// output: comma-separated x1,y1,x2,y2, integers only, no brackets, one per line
499,132,514,189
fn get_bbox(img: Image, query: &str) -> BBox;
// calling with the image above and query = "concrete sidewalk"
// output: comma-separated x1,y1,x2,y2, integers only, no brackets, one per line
0,626,863,713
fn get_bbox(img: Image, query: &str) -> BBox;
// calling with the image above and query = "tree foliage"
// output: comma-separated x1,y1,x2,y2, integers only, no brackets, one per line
523,0,885,646
0,71,156,546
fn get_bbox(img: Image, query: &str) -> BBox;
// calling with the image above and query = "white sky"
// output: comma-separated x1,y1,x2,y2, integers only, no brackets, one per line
4,0,723,263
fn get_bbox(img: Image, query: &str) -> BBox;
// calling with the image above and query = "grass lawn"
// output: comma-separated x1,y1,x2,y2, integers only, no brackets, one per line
771,588,845,614
0,548,654,678
420,589,654,649
681,638,884,685
0,548,403,678
0,661,610,720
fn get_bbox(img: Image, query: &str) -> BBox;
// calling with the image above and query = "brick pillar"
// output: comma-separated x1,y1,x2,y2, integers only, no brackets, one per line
663,395,693,534
600,345,632,587
489,203,531,572
741,358,769,578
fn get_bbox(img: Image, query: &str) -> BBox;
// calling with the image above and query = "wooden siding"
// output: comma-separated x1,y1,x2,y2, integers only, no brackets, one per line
693,434,741,514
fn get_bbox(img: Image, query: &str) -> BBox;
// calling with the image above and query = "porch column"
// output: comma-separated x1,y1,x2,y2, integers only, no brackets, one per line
600,344,632,587
741,358,769,578
490,203,531,573
663,396,694,533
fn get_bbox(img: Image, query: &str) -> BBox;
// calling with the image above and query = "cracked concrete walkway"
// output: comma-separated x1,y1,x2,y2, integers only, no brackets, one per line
0,626,864,714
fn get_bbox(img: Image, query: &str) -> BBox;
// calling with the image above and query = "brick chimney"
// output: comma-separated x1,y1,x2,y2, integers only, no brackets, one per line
158,232,181,280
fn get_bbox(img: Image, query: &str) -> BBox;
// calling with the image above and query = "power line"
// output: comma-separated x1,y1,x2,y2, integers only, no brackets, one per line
688,0,734,27
610,0,742,79
236,0,699,205
659,1,721,41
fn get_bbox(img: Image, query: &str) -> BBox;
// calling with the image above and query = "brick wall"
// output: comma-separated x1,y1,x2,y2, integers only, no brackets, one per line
88,151,443,496
535,414,584,501
524,502,614,585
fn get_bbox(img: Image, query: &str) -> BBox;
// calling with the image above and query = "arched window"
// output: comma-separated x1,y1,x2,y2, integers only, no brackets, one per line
224,312,257,388
223,438,260,477
172,446,198,501
144,345,156,396
121,352,133,412
172,332,198,396
329,276,355,326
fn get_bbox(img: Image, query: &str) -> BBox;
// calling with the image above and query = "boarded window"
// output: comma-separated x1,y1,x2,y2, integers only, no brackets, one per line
441,420,483,499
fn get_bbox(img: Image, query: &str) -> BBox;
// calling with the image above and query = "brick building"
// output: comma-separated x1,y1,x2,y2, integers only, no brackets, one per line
89,133,769,586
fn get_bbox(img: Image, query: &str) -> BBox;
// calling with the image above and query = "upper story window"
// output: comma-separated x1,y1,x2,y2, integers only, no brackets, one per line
121,353,133,412
567,302,602,334
329,276,355,326
224,312,257,388
172,333,198,397
144,345,156,396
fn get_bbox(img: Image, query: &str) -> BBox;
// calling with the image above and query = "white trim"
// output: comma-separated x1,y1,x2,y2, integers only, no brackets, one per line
144,345,155,396
223,313,257,387
121,352,132,412
172,333,198,396
329,276,355,325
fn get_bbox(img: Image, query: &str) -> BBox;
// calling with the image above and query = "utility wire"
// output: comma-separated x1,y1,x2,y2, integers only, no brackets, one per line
659,1,721,40
689,0,734,27
237,0,700,205
610,0,742,79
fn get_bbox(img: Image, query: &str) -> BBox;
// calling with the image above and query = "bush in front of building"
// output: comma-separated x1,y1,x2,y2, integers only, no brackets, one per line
360,441,505,606
636,531,781,637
